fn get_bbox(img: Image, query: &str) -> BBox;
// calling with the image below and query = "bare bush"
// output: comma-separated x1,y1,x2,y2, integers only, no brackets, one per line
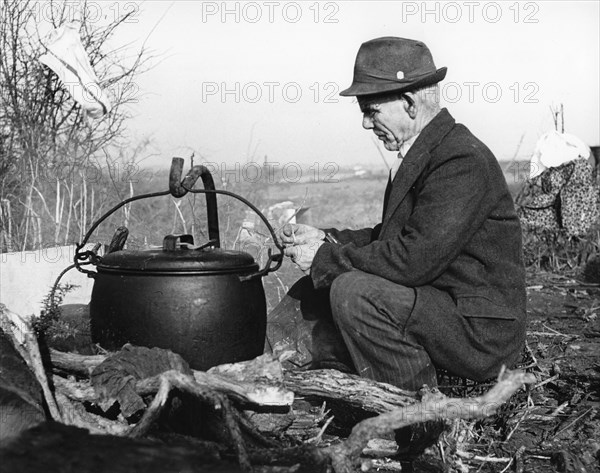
0,0,152,250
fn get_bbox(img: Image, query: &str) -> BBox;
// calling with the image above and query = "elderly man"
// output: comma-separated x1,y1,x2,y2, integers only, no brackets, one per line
281,37,526,394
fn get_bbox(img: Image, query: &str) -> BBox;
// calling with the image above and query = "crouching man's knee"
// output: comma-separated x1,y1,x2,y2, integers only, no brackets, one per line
330,271,371,328
330,271,416,328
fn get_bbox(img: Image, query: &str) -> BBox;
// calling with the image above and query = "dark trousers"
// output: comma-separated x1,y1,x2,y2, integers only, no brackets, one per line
302,271,523,392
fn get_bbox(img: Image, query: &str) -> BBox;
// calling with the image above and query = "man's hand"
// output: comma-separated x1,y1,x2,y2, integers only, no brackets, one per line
283,240,325,272
279,223,325,246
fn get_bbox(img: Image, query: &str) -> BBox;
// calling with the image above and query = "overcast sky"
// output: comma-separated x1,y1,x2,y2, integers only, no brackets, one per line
112,1,599,169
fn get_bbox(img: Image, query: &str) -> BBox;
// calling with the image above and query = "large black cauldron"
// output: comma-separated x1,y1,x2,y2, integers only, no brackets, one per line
75,158,283,370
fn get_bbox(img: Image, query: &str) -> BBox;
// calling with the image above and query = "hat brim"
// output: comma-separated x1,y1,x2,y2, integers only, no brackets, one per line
339,67,447,97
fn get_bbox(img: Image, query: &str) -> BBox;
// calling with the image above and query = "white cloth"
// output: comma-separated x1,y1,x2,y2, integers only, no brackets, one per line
390,133,420,180
39,22,111,118
529,131,591,178
0,245,95,318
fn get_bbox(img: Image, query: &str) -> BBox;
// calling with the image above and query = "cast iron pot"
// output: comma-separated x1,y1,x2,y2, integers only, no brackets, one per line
75,158,283,370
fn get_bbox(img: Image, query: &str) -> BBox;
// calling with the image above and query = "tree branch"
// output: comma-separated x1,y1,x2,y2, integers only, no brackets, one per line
326,368,536,473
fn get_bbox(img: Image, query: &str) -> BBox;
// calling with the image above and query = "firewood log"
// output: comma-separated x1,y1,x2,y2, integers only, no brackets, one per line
0,330,45,446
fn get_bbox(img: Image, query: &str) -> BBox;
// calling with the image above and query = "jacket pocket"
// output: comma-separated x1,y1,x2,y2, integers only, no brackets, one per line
457,296,518,320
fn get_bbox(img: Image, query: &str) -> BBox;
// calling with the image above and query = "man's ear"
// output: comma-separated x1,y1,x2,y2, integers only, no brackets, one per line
403,92,418,119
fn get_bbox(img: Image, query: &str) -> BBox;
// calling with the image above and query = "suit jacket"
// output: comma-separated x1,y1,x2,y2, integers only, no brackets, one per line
311,108,526,322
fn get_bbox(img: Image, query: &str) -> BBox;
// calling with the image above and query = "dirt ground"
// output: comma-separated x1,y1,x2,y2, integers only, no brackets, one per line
496,269,600,472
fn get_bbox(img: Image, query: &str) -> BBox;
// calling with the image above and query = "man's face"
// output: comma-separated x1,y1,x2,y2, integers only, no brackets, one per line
358,95,415,152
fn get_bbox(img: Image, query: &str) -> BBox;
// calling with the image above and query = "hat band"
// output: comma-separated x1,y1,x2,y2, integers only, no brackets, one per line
353,68,437,85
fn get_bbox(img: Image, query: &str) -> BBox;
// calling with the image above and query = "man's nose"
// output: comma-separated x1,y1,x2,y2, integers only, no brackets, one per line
362,114,374,129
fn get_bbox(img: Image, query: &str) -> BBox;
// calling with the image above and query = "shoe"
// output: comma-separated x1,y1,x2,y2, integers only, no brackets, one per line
394,420,445,461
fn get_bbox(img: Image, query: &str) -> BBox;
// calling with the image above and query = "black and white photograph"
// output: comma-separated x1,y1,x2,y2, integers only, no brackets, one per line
1,1,599,471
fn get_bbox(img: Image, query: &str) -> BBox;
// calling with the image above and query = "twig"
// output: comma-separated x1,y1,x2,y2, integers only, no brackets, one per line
264,187,311,245
306,415,335,445
552,407,594,440
271,271,289,298
541,323,567,337
221,395,252,472
172,198,187,234
498,453,516,473
528,331,576,338
437,438,445,464
456,449,511,463
520,340,542,377
327,368,536,473
549,401,570,418
505,404,532,443
514,445,527,473
128,375,171,438
534,374,559,389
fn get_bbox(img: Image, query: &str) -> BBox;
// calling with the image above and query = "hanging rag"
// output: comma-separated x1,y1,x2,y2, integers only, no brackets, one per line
39,22,111,118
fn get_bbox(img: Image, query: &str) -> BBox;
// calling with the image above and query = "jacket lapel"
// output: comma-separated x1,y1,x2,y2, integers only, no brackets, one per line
381,175,393,219
380,108,456,235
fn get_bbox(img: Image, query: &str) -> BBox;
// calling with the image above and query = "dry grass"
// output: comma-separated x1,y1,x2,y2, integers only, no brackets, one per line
522,226,600,276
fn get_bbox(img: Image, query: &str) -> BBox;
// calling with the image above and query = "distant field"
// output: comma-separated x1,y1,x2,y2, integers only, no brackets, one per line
264,160,528,226
265,176,387,230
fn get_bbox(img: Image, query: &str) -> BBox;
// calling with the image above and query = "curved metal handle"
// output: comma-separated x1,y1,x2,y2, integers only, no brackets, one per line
74,189,170,275
169,157,220,248
74,158,284,279
238,248,283,282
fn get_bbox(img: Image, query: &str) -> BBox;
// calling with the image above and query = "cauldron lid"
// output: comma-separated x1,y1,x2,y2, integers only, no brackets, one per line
96,247,258,274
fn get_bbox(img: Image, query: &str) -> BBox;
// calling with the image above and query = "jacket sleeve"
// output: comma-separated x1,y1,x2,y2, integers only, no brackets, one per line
322,224,382,246
311,152,496,289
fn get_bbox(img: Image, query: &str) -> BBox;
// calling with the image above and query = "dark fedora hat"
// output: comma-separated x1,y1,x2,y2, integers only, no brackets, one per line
340,37,447,97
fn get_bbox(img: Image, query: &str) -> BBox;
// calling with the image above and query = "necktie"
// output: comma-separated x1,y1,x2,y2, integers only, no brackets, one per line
390,151,404,181
383,151,404,218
